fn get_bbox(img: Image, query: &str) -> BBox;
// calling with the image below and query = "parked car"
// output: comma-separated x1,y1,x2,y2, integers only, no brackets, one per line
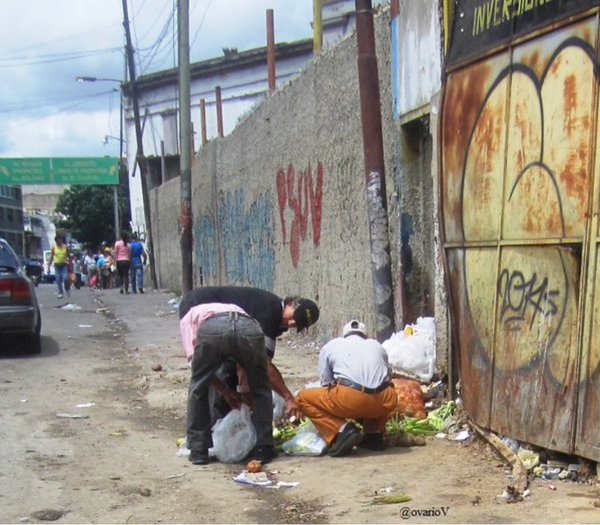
0,238,41,353
21,257,44,287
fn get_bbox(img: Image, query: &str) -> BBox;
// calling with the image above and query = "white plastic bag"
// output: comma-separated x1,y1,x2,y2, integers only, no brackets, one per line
382,317,436,382
282,421,327,456
211,404,256,463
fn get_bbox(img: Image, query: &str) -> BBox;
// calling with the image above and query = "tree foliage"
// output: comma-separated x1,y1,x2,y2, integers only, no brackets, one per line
55,186,116,249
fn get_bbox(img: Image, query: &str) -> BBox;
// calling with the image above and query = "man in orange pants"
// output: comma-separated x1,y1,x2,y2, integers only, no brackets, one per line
296,320,398,457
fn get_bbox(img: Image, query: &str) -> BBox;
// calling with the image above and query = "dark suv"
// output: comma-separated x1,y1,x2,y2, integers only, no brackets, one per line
0,238,41,353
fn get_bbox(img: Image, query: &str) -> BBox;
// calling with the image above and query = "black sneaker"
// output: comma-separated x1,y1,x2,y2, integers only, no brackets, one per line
328,423,363,457
358,432,386,451
252,446,278,464
189,449,210,465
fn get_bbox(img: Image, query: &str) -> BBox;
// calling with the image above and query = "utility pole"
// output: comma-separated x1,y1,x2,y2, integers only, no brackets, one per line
121,0,158,289
178,0,193,294
355,0,396,341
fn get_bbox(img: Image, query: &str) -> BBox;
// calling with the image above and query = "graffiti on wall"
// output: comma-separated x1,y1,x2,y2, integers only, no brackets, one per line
194,215,218,284
497,268,560,327
276,162,323,268
219,189,275,290
194,189,275,290
443,24,598,387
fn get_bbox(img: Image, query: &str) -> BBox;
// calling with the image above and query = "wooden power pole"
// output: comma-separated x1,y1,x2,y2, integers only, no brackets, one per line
121,0,158,289
179,0,193,294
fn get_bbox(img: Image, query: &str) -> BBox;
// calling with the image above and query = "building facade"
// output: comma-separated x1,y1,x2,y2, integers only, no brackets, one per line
123,0,370,238
0,185,24,256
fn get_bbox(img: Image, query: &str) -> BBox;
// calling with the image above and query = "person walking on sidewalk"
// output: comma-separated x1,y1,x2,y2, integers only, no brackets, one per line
180,302,275,466
179,286,320,422
296,319,397,457
113,231,132,294
47,235,70,298
129,233,147,294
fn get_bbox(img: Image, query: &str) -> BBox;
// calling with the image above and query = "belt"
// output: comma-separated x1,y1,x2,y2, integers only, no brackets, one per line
336,378,391,394
208,311,251,320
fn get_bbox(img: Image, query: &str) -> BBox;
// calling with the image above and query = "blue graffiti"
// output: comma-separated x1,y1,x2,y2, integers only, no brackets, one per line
194,215,218,284
218,189,275,290
195,189,275,289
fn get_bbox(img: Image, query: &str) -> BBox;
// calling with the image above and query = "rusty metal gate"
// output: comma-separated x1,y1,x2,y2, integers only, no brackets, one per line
441,2,600,461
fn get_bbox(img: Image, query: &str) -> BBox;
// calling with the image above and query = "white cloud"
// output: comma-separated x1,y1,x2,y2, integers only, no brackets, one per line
3,111,121,158
0,0,313,159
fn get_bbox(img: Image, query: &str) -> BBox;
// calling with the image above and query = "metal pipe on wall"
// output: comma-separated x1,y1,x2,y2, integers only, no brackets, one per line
200,98,208,146
355,0,396,342
215,86,224,137
267,9,276,95
313,0,323,55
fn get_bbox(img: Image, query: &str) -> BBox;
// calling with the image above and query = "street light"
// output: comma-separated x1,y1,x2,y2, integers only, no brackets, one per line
76,75,124,243
76,76,122,83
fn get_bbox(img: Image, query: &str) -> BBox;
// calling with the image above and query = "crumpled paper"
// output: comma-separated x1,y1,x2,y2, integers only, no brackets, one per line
233,470,299,489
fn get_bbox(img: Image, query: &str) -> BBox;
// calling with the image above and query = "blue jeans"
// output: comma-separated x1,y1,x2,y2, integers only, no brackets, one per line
130,263,144,293
54,265,68,295
187,312,273,452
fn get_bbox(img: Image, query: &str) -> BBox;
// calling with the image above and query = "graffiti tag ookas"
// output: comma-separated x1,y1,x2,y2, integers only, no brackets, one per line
497,268,560,327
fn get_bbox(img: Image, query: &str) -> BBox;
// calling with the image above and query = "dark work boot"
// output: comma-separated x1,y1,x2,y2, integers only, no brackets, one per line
251,446,278,464
328,423,363,457
189,449,210,465
358,432,386,451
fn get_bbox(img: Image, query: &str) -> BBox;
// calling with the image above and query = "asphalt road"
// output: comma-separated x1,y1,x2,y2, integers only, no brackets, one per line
0,284,326,524
1,283,598,524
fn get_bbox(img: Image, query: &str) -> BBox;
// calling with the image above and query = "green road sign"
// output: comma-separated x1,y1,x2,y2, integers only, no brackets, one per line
0,157,120,185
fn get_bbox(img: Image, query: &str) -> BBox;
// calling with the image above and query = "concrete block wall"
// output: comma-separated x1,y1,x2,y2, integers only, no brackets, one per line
149,177,180,293
149,7,444,355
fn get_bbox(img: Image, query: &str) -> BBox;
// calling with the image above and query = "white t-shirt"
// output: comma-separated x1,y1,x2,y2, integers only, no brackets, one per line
319,334,391,388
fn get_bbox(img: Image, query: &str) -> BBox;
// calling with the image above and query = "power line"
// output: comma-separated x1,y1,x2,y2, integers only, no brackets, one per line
0,90,118,115
136,0,177,74
0,48,121,68
190,0,214,50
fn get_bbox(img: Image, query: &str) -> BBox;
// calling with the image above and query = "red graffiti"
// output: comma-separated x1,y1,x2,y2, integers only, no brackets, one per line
276,162,323,267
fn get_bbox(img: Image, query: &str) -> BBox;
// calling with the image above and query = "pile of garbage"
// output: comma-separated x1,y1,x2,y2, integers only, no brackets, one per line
501,437,597,485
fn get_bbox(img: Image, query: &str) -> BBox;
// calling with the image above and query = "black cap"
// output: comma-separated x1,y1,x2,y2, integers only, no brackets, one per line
294,298,320,331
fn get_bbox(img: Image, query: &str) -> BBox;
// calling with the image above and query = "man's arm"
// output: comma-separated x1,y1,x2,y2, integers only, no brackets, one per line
210,376,240,410
267,359,300,419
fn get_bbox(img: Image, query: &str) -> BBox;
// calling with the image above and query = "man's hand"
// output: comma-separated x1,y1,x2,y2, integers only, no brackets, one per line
285,397,301,421
210,376,241,410
240,392,254,409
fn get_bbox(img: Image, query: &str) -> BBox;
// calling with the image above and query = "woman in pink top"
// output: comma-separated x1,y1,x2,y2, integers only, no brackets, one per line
113,230,132,294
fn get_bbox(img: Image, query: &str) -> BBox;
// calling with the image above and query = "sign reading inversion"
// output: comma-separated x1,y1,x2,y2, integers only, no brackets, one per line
0,157,119,185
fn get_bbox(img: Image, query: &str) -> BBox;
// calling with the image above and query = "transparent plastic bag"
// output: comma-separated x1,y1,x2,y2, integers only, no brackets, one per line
282,421,327,456
211,404,256,463
272,390,286,425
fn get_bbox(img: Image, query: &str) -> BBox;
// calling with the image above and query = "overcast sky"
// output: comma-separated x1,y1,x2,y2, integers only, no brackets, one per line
0,0,314,160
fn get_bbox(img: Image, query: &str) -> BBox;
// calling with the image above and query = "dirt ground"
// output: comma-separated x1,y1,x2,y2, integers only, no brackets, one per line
1,284,599,524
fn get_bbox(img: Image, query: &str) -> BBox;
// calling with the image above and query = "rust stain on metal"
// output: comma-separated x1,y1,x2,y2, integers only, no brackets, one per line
560,150,589,203
443,63,492,176
564,74,578,135
521,50,540,75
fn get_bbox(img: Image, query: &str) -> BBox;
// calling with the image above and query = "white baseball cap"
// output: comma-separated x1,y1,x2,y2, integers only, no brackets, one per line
342,319,367,337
